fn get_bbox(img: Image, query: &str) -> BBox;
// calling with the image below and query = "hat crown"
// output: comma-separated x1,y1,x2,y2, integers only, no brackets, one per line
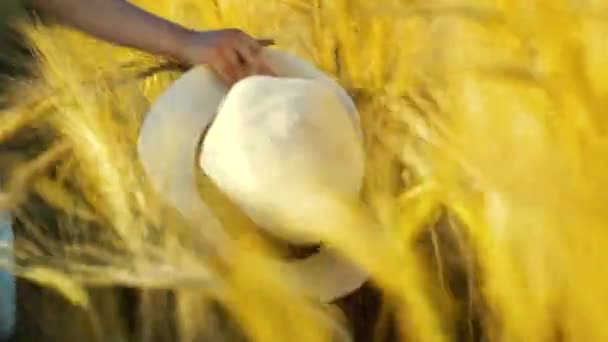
201,75,364,245
214,75,354,141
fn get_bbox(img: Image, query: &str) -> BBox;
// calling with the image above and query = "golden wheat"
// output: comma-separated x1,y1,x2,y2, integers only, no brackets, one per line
1,0,608,341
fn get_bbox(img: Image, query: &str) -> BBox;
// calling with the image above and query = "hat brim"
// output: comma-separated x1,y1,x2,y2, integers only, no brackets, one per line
138,48,368,302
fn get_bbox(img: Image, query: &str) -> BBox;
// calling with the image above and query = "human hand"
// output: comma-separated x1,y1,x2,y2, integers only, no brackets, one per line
175,28,276,85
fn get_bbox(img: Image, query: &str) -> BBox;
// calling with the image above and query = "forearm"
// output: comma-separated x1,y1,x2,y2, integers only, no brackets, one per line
30,0,191,60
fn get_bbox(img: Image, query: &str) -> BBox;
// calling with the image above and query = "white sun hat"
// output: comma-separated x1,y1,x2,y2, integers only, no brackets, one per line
138,48,368,303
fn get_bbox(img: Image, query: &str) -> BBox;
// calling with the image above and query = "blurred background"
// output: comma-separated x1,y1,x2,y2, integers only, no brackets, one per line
2,1,608,341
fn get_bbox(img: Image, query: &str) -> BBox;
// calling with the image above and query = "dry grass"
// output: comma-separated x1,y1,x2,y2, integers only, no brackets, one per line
2,0,608,341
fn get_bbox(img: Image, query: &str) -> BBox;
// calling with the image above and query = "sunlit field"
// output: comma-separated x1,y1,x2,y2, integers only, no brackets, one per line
2,0,608,341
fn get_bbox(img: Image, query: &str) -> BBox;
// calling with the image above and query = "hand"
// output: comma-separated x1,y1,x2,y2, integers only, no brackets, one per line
176,28,276,85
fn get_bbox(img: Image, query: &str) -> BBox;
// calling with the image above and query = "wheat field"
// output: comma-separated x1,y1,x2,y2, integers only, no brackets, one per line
1,0,608,341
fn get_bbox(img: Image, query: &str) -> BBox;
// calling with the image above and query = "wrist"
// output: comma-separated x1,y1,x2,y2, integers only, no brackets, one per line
159,22,194,63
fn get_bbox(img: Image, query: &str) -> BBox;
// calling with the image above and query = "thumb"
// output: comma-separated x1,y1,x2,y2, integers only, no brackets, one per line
254,62,277,77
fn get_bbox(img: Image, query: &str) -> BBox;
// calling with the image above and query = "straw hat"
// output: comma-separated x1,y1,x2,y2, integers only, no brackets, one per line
138,48,367,302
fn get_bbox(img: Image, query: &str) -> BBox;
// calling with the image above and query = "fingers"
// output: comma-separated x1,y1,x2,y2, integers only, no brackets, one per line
209,29,276,84
210,48,237,85
222,45,245,82
235,34,276,77
213,37,249,84
234,37,258,68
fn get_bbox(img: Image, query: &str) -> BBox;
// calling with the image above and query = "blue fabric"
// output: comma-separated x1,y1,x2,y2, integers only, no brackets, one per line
0,208,15,339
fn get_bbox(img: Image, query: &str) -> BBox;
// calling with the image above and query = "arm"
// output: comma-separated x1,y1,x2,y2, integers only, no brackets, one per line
29,0,274,83
30,0,190,61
